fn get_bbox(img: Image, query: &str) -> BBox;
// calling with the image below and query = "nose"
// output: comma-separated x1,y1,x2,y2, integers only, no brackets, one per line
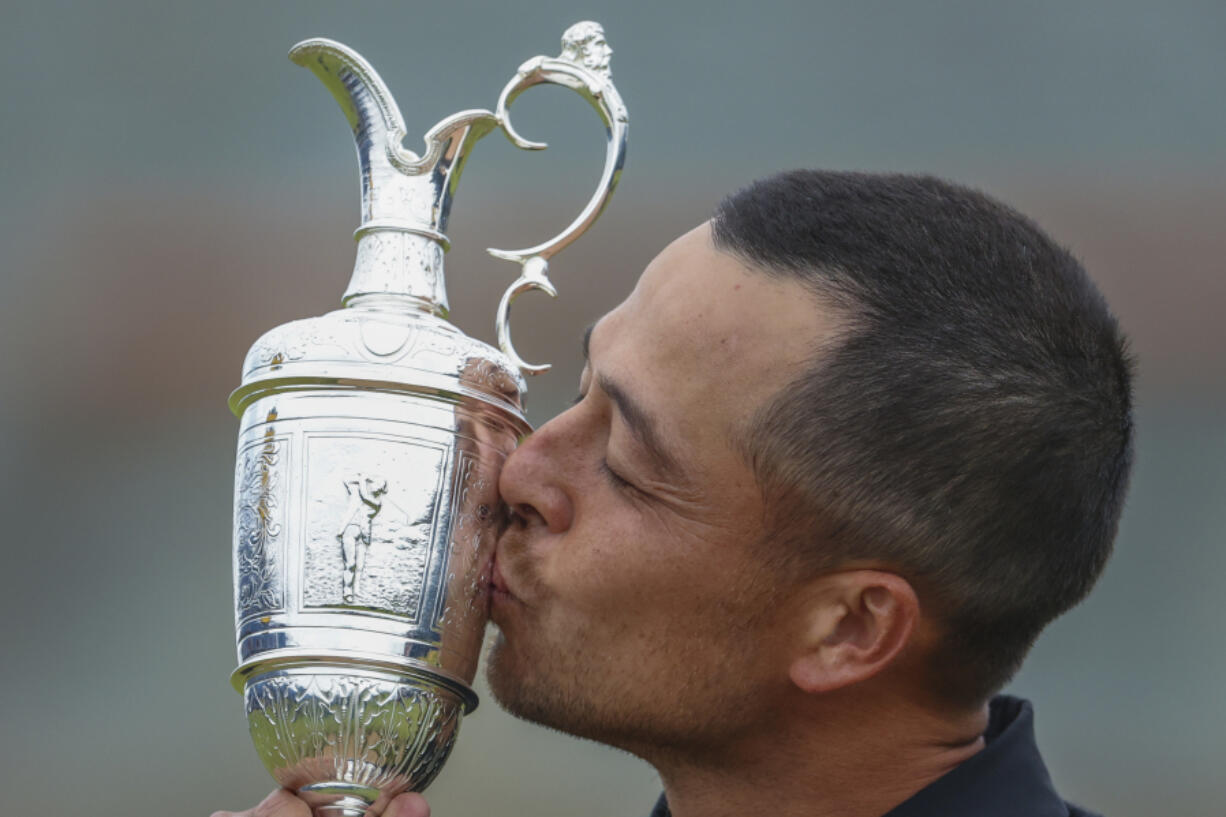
498,416,576,535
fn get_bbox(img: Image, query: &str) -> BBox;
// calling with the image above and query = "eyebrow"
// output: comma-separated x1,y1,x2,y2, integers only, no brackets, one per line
581,325,688,483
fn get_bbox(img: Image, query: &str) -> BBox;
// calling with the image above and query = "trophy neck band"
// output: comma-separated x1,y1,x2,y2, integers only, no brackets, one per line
343,229,449,315
354,221,451,248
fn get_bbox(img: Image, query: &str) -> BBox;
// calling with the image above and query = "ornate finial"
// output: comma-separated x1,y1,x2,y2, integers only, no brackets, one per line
560,21,613,78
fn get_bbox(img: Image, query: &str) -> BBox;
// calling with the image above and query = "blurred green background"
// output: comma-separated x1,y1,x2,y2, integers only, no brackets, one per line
1,2,1223,815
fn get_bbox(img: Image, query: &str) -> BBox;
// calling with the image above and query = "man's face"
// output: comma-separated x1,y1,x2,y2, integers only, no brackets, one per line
486,223,835,754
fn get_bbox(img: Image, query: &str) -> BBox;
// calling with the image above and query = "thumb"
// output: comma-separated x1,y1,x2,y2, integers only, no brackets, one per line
240,788,310,817
383,792,431,817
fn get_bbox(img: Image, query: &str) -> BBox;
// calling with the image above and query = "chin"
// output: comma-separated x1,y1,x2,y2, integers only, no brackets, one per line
484,640,677,756
485,633,547,719
486,634,596,736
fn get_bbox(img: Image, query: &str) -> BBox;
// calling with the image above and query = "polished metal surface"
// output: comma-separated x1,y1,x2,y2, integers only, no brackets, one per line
230,22,627,817
490,21,628,374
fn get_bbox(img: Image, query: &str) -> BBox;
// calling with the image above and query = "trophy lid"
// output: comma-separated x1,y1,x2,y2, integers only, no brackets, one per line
229,305,529,422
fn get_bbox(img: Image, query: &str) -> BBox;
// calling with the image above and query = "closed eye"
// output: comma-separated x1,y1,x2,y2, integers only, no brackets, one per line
600,459,643,496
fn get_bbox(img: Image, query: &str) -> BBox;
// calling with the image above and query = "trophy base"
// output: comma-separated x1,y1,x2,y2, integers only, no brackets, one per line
300,781,381,816
241,663,465,815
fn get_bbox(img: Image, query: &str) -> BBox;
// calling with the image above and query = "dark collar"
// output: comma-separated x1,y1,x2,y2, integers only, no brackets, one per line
883,695,1081,817
649,696,1093,817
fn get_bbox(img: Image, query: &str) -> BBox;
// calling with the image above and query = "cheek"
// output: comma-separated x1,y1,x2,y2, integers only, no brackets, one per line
556,534,737,639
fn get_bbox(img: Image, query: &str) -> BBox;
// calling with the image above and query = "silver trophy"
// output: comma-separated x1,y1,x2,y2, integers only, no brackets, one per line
228,22,627,816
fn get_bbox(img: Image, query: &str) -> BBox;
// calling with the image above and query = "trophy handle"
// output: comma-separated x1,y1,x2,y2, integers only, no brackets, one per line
489,23,629,375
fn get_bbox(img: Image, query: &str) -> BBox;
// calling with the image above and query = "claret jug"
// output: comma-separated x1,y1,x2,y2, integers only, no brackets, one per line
228,23,626,816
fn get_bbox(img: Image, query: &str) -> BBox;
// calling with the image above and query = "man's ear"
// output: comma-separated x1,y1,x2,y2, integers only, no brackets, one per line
788,570,919,694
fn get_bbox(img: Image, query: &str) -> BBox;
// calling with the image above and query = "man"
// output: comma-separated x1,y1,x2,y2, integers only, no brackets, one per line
217,170,1133,817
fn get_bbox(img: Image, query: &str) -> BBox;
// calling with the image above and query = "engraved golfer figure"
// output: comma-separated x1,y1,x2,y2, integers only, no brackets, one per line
338,475,388,604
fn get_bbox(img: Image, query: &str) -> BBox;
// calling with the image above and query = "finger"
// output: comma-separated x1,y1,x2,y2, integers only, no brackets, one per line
208,788,292,817
251,788,312,817
383,792,431,817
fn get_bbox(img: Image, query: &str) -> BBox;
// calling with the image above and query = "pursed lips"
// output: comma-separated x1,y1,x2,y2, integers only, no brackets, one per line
490,552,512,596
489,504,531,607
489,530,524,612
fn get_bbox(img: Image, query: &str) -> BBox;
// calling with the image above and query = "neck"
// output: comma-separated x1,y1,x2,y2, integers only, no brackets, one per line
649,690,989,817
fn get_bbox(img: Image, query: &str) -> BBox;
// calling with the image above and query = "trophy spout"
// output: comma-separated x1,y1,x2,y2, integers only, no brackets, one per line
290,38,501,312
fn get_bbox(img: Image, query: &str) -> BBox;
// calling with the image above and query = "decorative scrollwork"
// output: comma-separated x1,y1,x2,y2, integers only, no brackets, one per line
245,672,462,795
235,429,286,620
488,21,628,375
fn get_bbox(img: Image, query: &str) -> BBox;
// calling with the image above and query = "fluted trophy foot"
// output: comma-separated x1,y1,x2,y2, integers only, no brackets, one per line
300,782,381,816
316,806,368,817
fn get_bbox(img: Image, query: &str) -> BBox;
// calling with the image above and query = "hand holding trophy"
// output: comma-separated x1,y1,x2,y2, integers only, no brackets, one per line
227,23,627,817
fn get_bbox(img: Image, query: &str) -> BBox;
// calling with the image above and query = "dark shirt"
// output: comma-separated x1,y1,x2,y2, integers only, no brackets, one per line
648,696,1101,817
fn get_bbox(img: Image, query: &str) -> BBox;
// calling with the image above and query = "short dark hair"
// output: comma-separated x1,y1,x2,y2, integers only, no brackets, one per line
712,170,1135,707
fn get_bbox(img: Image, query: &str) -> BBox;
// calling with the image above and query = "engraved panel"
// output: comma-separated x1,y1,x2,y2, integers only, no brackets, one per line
302,435,448,619
234,429,288,621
